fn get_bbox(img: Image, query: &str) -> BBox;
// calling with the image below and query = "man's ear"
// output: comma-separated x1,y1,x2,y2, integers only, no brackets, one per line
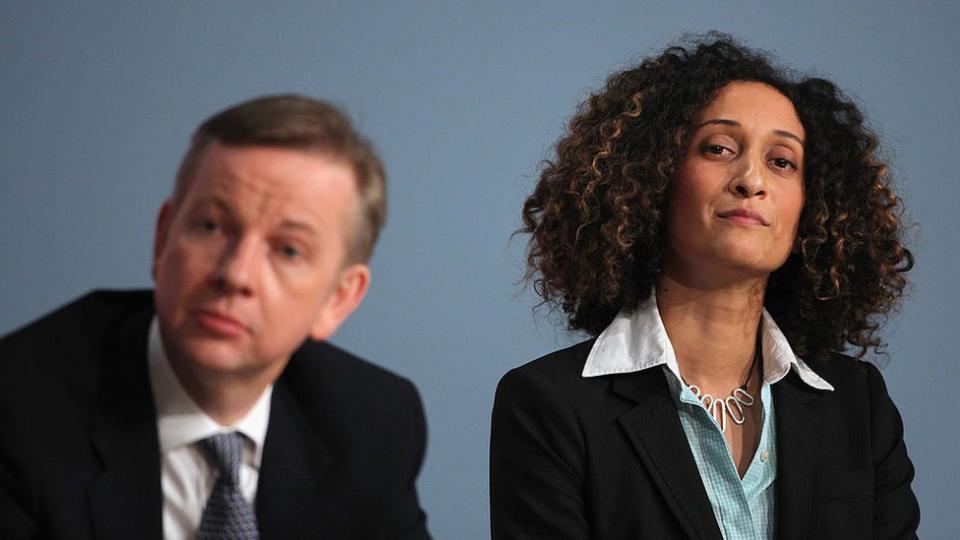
309,263,371,341
152,200,174,281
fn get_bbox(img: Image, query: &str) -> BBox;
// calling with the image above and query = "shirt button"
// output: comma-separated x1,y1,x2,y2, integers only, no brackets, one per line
760,450,769,462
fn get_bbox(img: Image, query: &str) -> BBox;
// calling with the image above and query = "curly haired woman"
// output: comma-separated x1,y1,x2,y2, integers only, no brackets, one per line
490,34,918,539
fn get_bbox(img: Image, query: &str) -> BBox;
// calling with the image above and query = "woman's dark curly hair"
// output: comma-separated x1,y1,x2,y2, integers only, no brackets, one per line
521,33,913,358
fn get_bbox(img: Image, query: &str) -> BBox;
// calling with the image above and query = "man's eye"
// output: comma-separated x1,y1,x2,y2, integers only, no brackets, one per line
198,219,220,233
279,245,301,259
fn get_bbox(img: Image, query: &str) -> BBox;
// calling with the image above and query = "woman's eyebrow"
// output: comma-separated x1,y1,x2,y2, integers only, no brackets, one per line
698,118,739,129
698,119,804,145
773,129,804,145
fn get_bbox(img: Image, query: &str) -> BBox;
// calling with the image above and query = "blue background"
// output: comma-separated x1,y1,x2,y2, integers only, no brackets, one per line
2,1,957,537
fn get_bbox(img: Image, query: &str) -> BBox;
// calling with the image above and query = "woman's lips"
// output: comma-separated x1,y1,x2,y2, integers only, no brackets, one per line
193,310,248,337
717,208,769,226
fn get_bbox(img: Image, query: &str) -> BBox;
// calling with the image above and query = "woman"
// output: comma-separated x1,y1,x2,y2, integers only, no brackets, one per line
490,35,918,539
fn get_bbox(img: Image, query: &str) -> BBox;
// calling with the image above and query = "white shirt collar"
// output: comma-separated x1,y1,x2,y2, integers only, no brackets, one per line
581,291,834,391
147,317,273,464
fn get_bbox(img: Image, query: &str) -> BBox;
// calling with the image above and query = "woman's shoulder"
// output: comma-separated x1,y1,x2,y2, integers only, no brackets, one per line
801,351,890,396
499,338,597,391
797,352,918,536
494,338,612,414
493,337,665,432
794,352,905,437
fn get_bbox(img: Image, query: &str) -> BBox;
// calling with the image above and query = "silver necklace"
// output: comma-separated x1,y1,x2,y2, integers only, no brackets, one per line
684,348,759,433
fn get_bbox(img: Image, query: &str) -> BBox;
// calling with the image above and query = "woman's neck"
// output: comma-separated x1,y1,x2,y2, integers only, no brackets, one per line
656,274,766,389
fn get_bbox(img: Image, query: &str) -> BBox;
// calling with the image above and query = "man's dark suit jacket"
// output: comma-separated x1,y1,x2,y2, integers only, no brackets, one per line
490,339,919,539
0,290,430,539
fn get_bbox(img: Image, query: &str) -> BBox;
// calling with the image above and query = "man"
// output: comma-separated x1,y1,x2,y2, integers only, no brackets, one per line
0,95,431,539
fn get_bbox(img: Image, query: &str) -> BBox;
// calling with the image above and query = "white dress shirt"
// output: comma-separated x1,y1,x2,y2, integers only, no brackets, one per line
581,291,834,391
148,318,273,540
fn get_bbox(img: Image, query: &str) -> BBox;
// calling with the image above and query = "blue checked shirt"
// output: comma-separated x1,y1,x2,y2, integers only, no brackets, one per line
667,369,777,539
582,292,833,540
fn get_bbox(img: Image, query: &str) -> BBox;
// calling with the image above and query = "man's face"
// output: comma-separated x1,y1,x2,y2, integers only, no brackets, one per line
153,142,368,384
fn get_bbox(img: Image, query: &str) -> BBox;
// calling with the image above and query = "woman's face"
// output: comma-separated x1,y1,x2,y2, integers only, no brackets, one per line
663,81,805,285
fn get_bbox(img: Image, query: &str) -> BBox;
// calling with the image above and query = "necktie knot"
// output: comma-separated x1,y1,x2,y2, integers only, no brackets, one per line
200,432,244,486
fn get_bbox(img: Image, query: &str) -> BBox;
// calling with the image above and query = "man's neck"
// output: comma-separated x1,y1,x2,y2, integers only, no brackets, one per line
166,356,280,427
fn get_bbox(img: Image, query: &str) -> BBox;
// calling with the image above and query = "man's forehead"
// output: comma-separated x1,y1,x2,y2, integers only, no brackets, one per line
188,144,355,198
178,144,360,235
184,185,332,231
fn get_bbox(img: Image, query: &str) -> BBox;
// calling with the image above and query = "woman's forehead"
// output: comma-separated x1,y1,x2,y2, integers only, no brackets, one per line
698,81,804,138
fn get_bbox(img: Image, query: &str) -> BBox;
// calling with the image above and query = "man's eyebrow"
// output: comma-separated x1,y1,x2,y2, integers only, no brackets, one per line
192,196,231,212
698,118,804,145
279,219,318,234
192,197,318,234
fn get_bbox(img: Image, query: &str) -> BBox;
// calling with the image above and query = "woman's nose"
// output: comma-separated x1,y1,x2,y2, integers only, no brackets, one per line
728,155,766,198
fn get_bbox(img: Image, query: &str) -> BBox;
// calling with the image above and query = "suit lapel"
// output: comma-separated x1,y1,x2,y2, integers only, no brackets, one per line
87,305,164,540
614,369,723,540
773,372,826,540
255,370,336,539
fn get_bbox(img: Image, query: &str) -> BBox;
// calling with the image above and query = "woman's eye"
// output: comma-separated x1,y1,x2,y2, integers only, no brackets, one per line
702,143,733,156
771,157,796,170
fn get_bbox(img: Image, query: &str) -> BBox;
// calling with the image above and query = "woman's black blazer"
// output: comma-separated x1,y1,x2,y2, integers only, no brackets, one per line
490,339,919,539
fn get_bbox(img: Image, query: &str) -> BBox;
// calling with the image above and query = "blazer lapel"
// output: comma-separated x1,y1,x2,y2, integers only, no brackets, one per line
614,369,723,540
255,373,336,539
773,372,826,540
87,306,164,540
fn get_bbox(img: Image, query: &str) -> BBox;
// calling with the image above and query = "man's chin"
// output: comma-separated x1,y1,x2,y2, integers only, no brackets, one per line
169,338,255,377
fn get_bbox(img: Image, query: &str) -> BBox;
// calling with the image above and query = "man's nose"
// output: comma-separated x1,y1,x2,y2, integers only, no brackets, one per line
212,236,259,296
728,154,767,199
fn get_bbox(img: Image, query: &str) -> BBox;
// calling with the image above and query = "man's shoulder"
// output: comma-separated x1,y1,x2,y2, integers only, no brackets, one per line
0,289,153,369
0,290,154,418
277,340,427,484
1,289,152,348
282,340,423,422
0,290,155,467
288,339,417,392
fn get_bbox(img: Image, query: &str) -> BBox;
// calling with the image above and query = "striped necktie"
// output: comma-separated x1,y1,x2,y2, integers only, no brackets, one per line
197,432,260,539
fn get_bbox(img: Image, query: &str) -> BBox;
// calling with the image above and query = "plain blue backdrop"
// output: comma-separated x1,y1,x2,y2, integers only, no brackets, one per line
2,1,957,537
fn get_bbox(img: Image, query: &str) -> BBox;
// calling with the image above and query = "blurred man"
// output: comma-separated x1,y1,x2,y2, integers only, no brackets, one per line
0,95,430,539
